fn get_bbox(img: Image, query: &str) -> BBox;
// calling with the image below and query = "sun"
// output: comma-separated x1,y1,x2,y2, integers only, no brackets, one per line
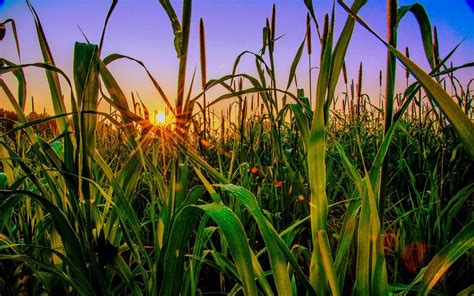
156,111,166,124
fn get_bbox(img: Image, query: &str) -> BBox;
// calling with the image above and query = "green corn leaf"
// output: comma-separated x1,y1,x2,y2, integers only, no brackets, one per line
74,43,99,156
397,4,434,69
441,183,474,235
317,230,340,296
334,198,360,289
73,41,100,235
103,54,175,116
289,104,310,150
307,7,334,294
0,58,26,111
160,203,258,296
0,190,89,282
0,19,21,61
286,38,306,90
356,183,371,295
338,0,474,159
197,203,258,296
417,221,474,295
98,0,118,54
113,254,143,296
0,172,7,189
179,144,316,295
326,0,367,122
26,1,71,134
220,184,293,295
158,0,183,57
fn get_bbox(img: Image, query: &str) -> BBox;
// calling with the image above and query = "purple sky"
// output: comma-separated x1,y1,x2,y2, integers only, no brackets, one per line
1,0,473,114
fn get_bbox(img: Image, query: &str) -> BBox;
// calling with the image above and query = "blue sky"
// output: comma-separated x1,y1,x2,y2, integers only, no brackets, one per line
1,0,473,113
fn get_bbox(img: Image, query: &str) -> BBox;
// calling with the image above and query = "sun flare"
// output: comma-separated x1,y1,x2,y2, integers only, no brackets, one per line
156,111,166,124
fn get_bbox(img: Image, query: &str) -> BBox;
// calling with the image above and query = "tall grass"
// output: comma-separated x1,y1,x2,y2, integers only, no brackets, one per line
0,0,473,295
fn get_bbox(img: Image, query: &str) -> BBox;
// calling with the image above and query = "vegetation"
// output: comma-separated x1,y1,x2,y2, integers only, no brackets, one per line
0,0,473,295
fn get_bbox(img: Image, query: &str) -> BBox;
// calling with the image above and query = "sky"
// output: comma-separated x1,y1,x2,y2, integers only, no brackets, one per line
0,0,473,114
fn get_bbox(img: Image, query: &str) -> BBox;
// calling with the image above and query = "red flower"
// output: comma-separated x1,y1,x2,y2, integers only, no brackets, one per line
402,241,427,273
200,139,211,148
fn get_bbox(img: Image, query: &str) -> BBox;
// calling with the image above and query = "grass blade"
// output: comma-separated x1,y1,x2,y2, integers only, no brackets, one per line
417,221,474,295
338,0,474,158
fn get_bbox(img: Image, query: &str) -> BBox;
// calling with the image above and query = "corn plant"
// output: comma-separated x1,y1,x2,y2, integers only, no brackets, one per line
0,0,473,295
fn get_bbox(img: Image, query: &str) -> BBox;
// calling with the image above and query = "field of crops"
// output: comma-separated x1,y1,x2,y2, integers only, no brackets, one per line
0,0,473,295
